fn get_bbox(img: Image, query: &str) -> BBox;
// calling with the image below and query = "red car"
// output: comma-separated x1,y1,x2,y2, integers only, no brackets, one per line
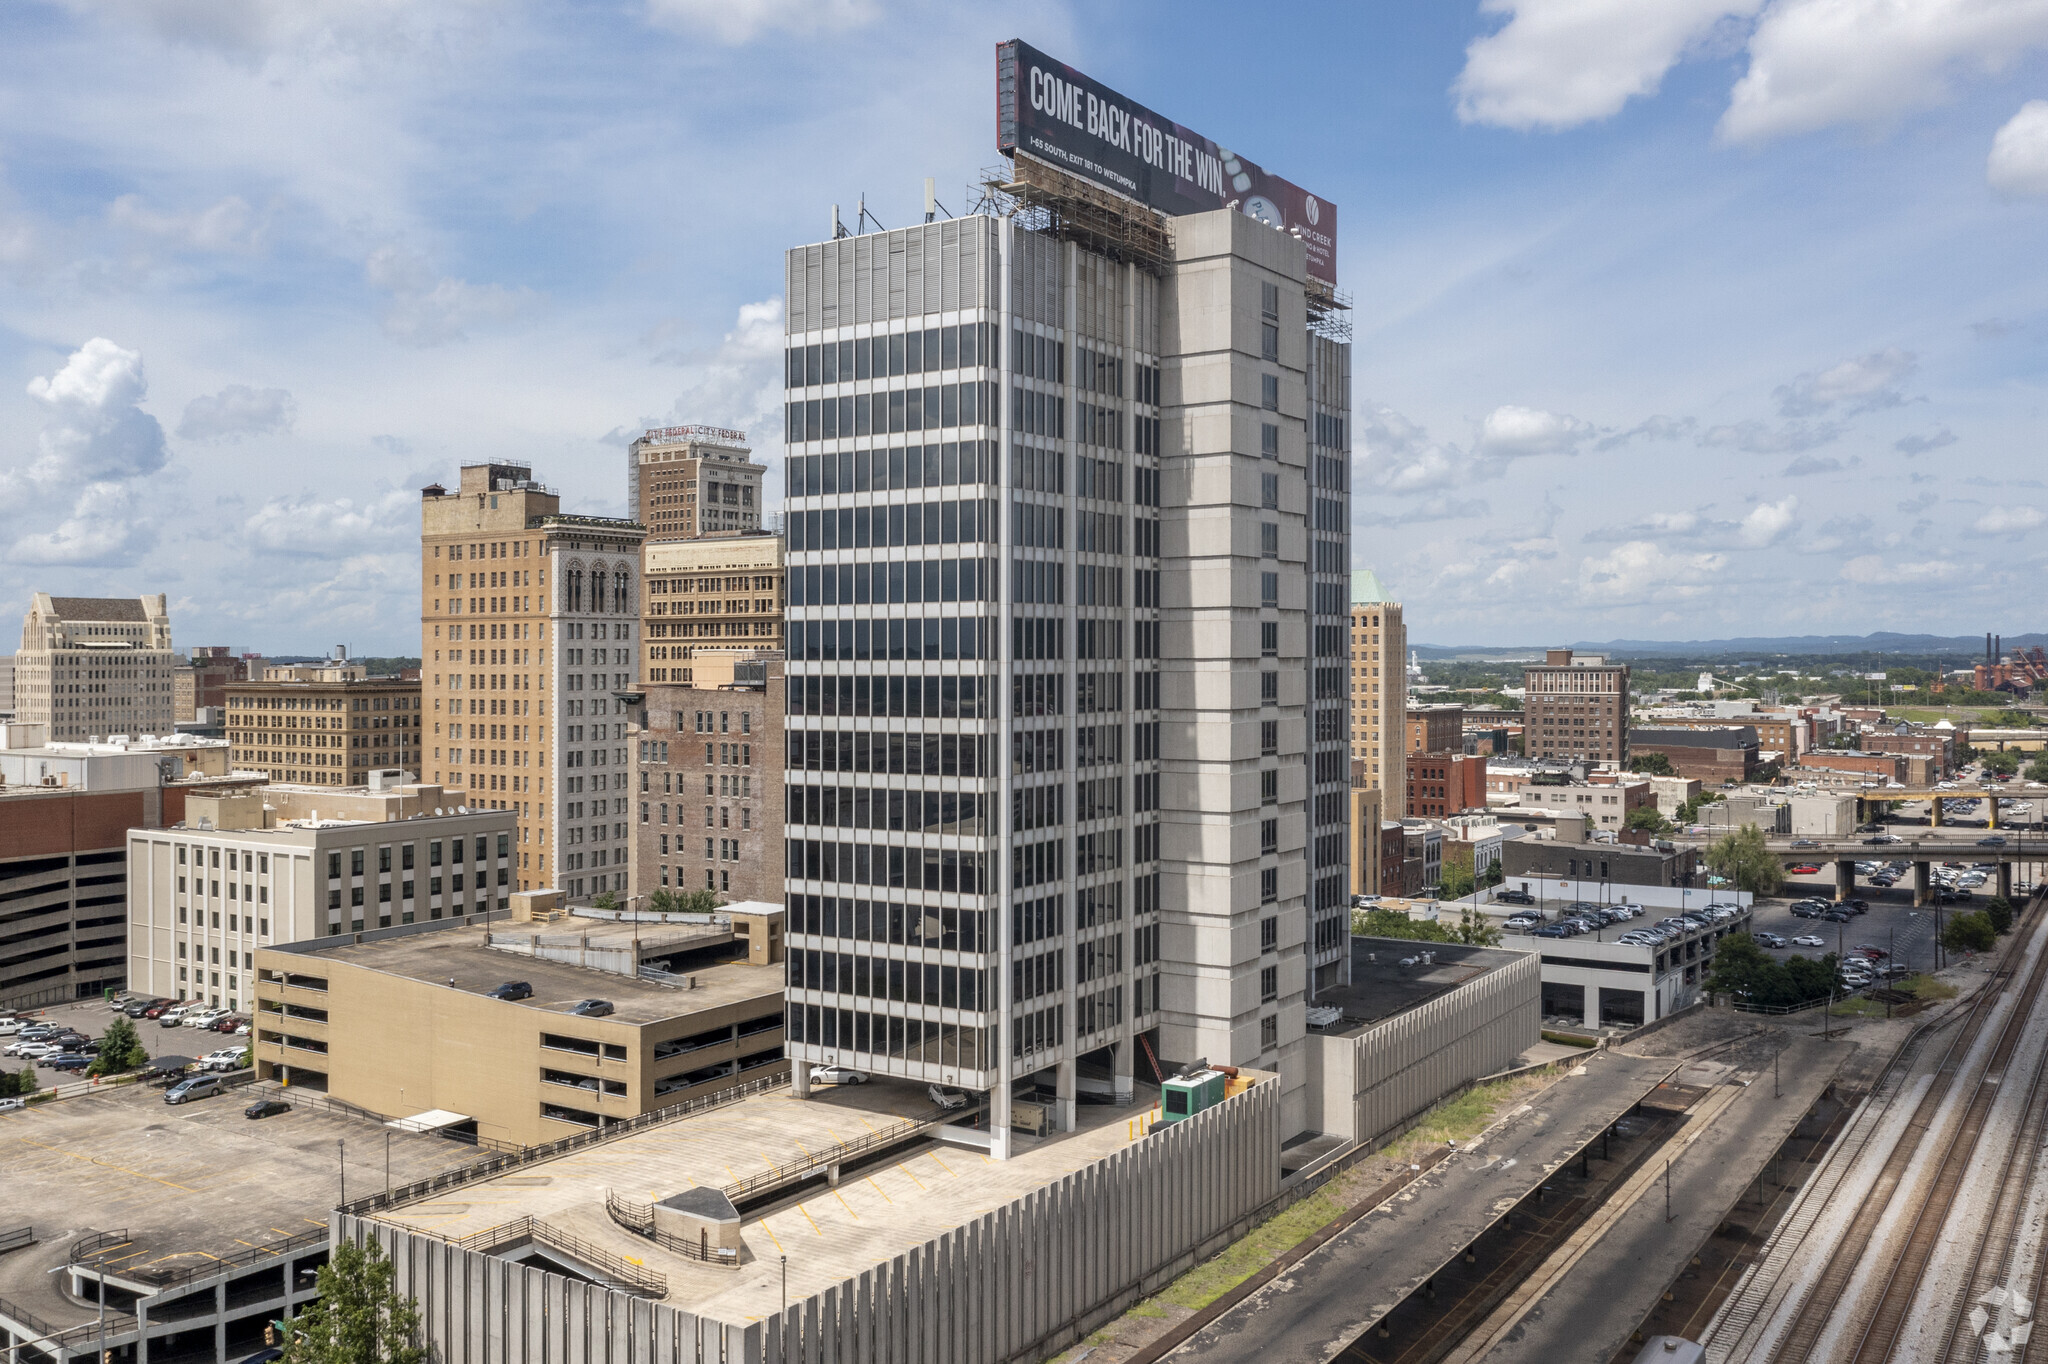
1788,864,1823,875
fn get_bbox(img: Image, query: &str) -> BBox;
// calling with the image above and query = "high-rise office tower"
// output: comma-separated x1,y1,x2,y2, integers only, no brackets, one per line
13,593,176,741
420,463,647,900
1523,648,1631,763
1349,570,1407,818
777,42,1350,1143
629,426,766,540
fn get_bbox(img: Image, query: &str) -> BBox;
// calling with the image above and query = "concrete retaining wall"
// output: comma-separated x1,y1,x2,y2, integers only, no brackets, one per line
340,1073,1282,1364
1341,951,1540,1148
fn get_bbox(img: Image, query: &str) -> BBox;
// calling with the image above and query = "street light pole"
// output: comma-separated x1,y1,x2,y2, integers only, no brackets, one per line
338,1139,346,1206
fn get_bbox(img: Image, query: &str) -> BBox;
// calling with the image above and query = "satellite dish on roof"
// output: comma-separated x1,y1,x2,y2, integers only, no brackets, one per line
434,807,444,816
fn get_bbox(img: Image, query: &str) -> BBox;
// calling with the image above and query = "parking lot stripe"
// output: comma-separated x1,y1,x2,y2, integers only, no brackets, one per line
866,1176,892,1203
12,1135,192,1191
756,1218,784,1253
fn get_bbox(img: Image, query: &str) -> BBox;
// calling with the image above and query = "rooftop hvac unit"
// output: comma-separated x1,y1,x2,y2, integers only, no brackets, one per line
1158,1069,1228,1126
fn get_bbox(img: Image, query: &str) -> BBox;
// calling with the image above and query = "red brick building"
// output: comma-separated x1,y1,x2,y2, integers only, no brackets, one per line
1406,751,1488,819
1857,729,1955,777
1796,750,1907,783
1627,726,1759,782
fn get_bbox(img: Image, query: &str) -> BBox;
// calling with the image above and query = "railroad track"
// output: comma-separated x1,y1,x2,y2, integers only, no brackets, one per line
1700,1017,1944,1362
1706,891,2048,1364
1846,905,2048,1362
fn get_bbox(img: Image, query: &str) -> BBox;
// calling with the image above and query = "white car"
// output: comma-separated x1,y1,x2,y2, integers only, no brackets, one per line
810,1066,868,1086
5,1041,56,1060
186,1009,230,1029
199,1048,248,1072
1793,934,1826,947
927,1085,969,1111
160,1005,193,1025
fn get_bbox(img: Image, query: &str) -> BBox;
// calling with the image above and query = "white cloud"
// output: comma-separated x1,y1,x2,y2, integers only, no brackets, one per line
65,0,464,66
22,338,168,486
1774,347,1915,416
1840,554,1960,584
1474,404,1593,458
1356,403,1468,494
1579,540,1727,601
244,490,416,554
178,384,296,441
108,194,261,252
643,0,879,44
1721,0,2048,144
1989,100,2048,196
1784,454,1850,476
8,482,156,566
1976,506,2045,533
1701,419,1842,454
1453,0,1761,130
1738,495,1799,546
365,246,533,347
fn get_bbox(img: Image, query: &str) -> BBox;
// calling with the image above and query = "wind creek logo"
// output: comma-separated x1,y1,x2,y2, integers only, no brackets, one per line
1305,196,1322,226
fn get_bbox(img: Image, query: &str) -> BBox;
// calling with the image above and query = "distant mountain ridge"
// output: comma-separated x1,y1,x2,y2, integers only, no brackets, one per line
1413,631,2048,658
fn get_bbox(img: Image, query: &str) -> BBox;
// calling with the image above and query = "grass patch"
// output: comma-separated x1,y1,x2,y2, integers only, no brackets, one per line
1117,1071,1551,1322
1542,1030,1597,1048
1903,973,1958,1000
1825,996,1889,1018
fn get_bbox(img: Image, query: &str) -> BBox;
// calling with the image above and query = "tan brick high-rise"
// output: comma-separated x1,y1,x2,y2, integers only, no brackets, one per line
1349,570,1406,819
420,463,647,899
628,426,766,540
642,533,786,685
13,593,176,740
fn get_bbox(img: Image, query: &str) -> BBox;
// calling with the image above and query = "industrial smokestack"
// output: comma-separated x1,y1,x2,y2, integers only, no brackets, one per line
1996,633,2002,663
1989,632,1995,665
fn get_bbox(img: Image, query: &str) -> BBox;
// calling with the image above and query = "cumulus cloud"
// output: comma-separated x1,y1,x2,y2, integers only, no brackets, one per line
1357,495,1492,526
22,338,168,486
1453,0,1761,130
1774,347,1915,417
1474,404,1594,459
1579,540,1727,601
1784,454,1850,476
1596,414,1696,451
1721,0,2048,144
1976,506,2045,533
64,0,472,66
177,384,296,441
365,246,532,347
1738,496,1799,546
643,0,878,44
244,489,415,553
1840,554,1960,584
1356,404,1466,494
8,482,156,566
1897,491,1938,514
1895,429,1956,456
1989,100,2048,196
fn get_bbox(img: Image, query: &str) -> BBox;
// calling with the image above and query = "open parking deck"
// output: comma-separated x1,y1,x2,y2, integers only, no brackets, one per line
371,1072,1170,1323
0,1081,480,1337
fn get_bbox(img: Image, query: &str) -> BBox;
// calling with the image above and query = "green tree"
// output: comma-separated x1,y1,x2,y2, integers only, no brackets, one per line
1453,906,1503,947
648,888,723,915
1436,863,1476,901
0,1067,38,1099
1705,934,1837,1008
1627,752,1676,776
590,889,620,911
1676,790,1724,827
1625,806,1674,836
1706,824,1783,897
1476,861,1505,890
1943,911,1997,955
2024,755,2048,783
1983,749,2022,777
1989,709,2037,729
1352,907,1458,943
279,1239,426,1364
1984,896,2016,935
87,1018,149,1078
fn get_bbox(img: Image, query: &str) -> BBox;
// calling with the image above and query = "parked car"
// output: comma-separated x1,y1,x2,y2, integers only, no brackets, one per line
1791,839,1819,849
212,1015,248,1034
5,1041,56,1060
487,982,533,1001
199,1048,249,1072
1532,924,1573,938
1793,934,1826,947
1754,932,1788,948
164,1074,226,1105
1788,864,1822,876
812,1066,868,1085
160,1004,194,1025
568,999,614,1018
1978,836,2008,847
185,1009,229,1029
244,1099,292,1121
128,998,168,1018
44,1054,90,1073
1494,889,1535,906
926,1084,969,1110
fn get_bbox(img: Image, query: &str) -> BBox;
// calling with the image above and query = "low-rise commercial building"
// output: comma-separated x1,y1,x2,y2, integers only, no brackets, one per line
630,656,785,904
127,786,516,1014
224,674,423,787
254,901,787,1148
1517,903,1752,1028
1492,774,1654,833
1644,773,1702,819
1405,704,1464,758
1702,796,1791,834
1628,726,1759,783
1797,749,1909,784
173,646,251,722
1502,837,1697,889
1856,726,1956,774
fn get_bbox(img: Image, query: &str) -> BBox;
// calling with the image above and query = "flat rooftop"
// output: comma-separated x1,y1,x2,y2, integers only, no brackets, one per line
0,1081,479,1331
278,921,781,1023
1318,936,1534,1034
372,1073,1176,1319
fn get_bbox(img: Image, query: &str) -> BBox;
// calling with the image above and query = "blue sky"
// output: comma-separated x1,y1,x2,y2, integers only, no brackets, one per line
2,0,2047,653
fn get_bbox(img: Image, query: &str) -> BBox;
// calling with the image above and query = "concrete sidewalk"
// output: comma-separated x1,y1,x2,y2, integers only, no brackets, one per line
1159,1049,1679,1364
1475,1033,1852,1364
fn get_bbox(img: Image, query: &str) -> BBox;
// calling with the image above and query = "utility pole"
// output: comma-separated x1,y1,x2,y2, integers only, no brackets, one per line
1774,1046,1780,1100
1664,1159,1673,1223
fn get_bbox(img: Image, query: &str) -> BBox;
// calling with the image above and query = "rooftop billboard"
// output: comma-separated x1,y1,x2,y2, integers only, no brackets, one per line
996,39,1337,284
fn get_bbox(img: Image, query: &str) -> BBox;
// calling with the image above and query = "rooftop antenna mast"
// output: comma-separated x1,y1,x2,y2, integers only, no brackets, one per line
831,204,849,240
857,193,885,233
922,177,952,223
